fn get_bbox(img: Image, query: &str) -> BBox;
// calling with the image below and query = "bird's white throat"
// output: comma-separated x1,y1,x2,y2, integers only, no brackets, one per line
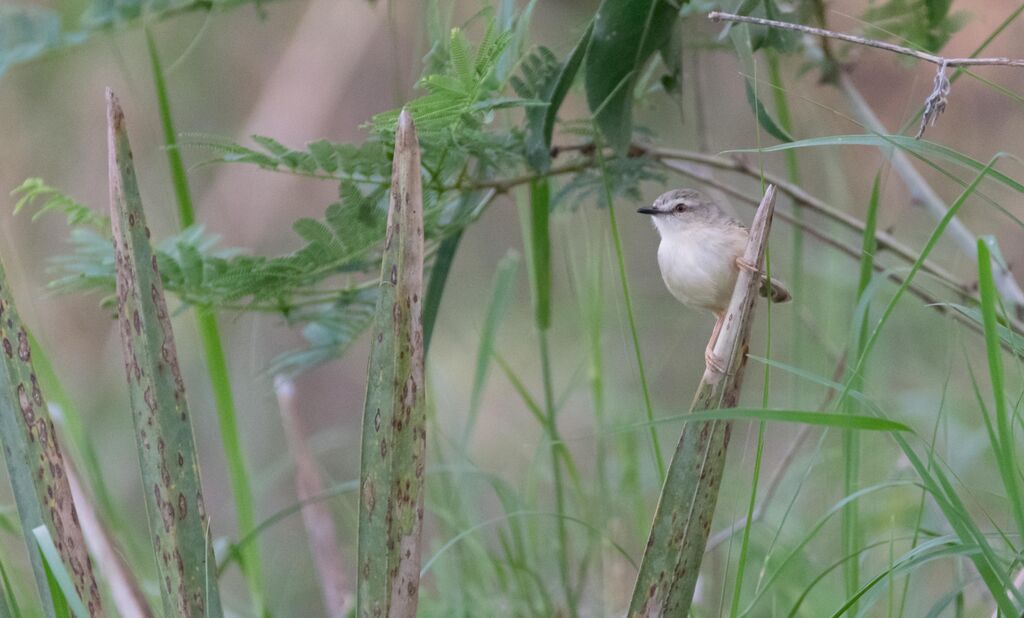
653,222,747,313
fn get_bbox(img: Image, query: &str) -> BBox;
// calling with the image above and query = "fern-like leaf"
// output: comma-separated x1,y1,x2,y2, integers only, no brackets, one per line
11,178,108,231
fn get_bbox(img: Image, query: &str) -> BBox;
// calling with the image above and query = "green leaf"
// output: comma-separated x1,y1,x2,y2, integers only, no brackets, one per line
307,139,339,173
976,239,1024,547
0,258,103,616
527,178,551,329
519,22,594,171
743,80,793,142
643,408,913,431
0,557,21,618
31,527,88,618
0,6,65,77
464,251,520,443
11,178,108,231
861,0,965,53
728,134,1024,198
106,91,223,617
584,0,678,151
942,303,1024,355
730,21,792,142
357,110,427,616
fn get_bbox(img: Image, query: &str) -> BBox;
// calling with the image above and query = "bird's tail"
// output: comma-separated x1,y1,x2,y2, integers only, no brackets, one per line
759,276,791,303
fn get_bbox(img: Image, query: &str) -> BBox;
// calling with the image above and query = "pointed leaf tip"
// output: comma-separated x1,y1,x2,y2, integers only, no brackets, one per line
396,108,418,147
106,88,124,131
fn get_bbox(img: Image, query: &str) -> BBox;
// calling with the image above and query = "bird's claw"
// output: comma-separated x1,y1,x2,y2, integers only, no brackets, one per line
736,257,759,275
705,349,727,375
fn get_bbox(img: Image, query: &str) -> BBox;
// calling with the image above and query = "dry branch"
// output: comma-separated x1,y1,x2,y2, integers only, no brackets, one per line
275,376,352,617
708,11,1024,68
65,461,152,618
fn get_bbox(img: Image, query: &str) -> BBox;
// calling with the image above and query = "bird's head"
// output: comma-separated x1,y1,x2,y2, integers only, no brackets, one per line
637,188,726,235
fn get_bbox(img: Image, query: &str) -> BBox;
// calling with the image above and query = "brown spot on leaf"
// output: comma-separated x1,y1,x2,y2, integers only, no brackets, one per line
17,329,30,361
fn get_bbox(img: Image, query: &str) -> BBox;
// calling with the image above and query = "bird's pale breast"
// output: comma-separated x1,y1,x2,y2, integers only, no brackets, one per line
656,223,748,314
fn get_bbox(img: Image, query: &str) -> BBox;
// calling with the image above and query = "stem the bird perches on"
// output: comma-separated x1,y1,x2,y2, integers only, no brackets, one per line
106,89,222,617
357,109,427,617
629,185,779,617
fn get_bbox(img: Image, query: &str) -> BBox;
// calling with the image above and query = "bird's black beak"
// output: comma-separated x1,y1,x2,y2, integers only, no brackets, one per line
636,207,659,215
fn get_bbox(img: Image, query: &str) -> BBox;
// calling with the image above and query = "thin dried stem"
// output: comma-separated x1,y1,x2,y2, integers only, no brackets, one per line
64,457,152,618
275,376,352,617
708,12,1024,68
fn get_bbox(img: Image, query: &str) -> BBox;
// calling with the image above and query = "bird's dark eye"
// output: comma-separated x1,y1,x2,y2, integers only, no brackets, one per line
674,203,687,213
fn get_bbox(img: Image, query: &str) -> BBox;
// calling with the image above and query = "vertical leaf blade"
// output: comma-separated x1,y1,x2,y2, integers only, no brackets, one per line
357,109,427,617
0,262,104,617
106,90,222,617
977,239,1024,545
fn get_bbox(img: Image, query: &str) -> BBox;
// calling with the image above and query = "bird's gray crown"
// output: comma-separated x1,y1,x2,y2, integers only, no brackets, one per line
647,188,735,226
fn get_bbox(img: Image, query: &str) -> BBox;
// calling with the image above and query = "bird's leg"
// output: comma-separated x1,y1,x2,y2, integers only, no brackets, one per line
705,312,727,374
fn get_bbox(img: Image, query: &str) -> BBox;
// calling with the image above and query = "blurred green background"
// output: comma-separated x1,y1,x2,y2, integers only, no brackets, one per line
3,0,1024,614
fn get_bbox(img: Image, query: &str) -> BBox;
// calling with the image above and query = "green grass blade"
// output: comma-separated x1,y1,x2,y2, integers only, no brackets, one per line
0,260,103,616
422,231,461,355
642,408,911,432
145,29,264,610
357,109,427,617
976,239,1024,544
528,179,551,330
106,90,222,617
593,138,664,483
31,527,87,618
523,176,575,613
751,356,1024,613
729,134,1024,200
843,171,882,610
0,558,20,618
463,251,520,444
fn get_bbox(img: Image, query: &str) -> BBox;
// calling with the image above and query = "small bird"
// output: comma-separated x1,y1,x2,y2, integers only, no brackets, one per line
638,188,790,372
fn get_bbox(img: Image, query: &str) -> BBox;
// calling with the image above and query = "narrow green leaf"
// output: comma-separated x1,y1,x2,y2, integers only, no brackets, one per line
0,259,103,616
525,21,593,171
943,303,1024,354
730,25,792,142
584,0,678,151
528,179,551,329
31,527,88,618
743,80,793,142
357,109,427,616
422,232,462,355
545,21,592,151
976,239,1024,544
652,408,912,432
106,90,222,617
857,173,883,299
0,558,20,618
464,251,520,444
729,134,1024,197
147,33,263,610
